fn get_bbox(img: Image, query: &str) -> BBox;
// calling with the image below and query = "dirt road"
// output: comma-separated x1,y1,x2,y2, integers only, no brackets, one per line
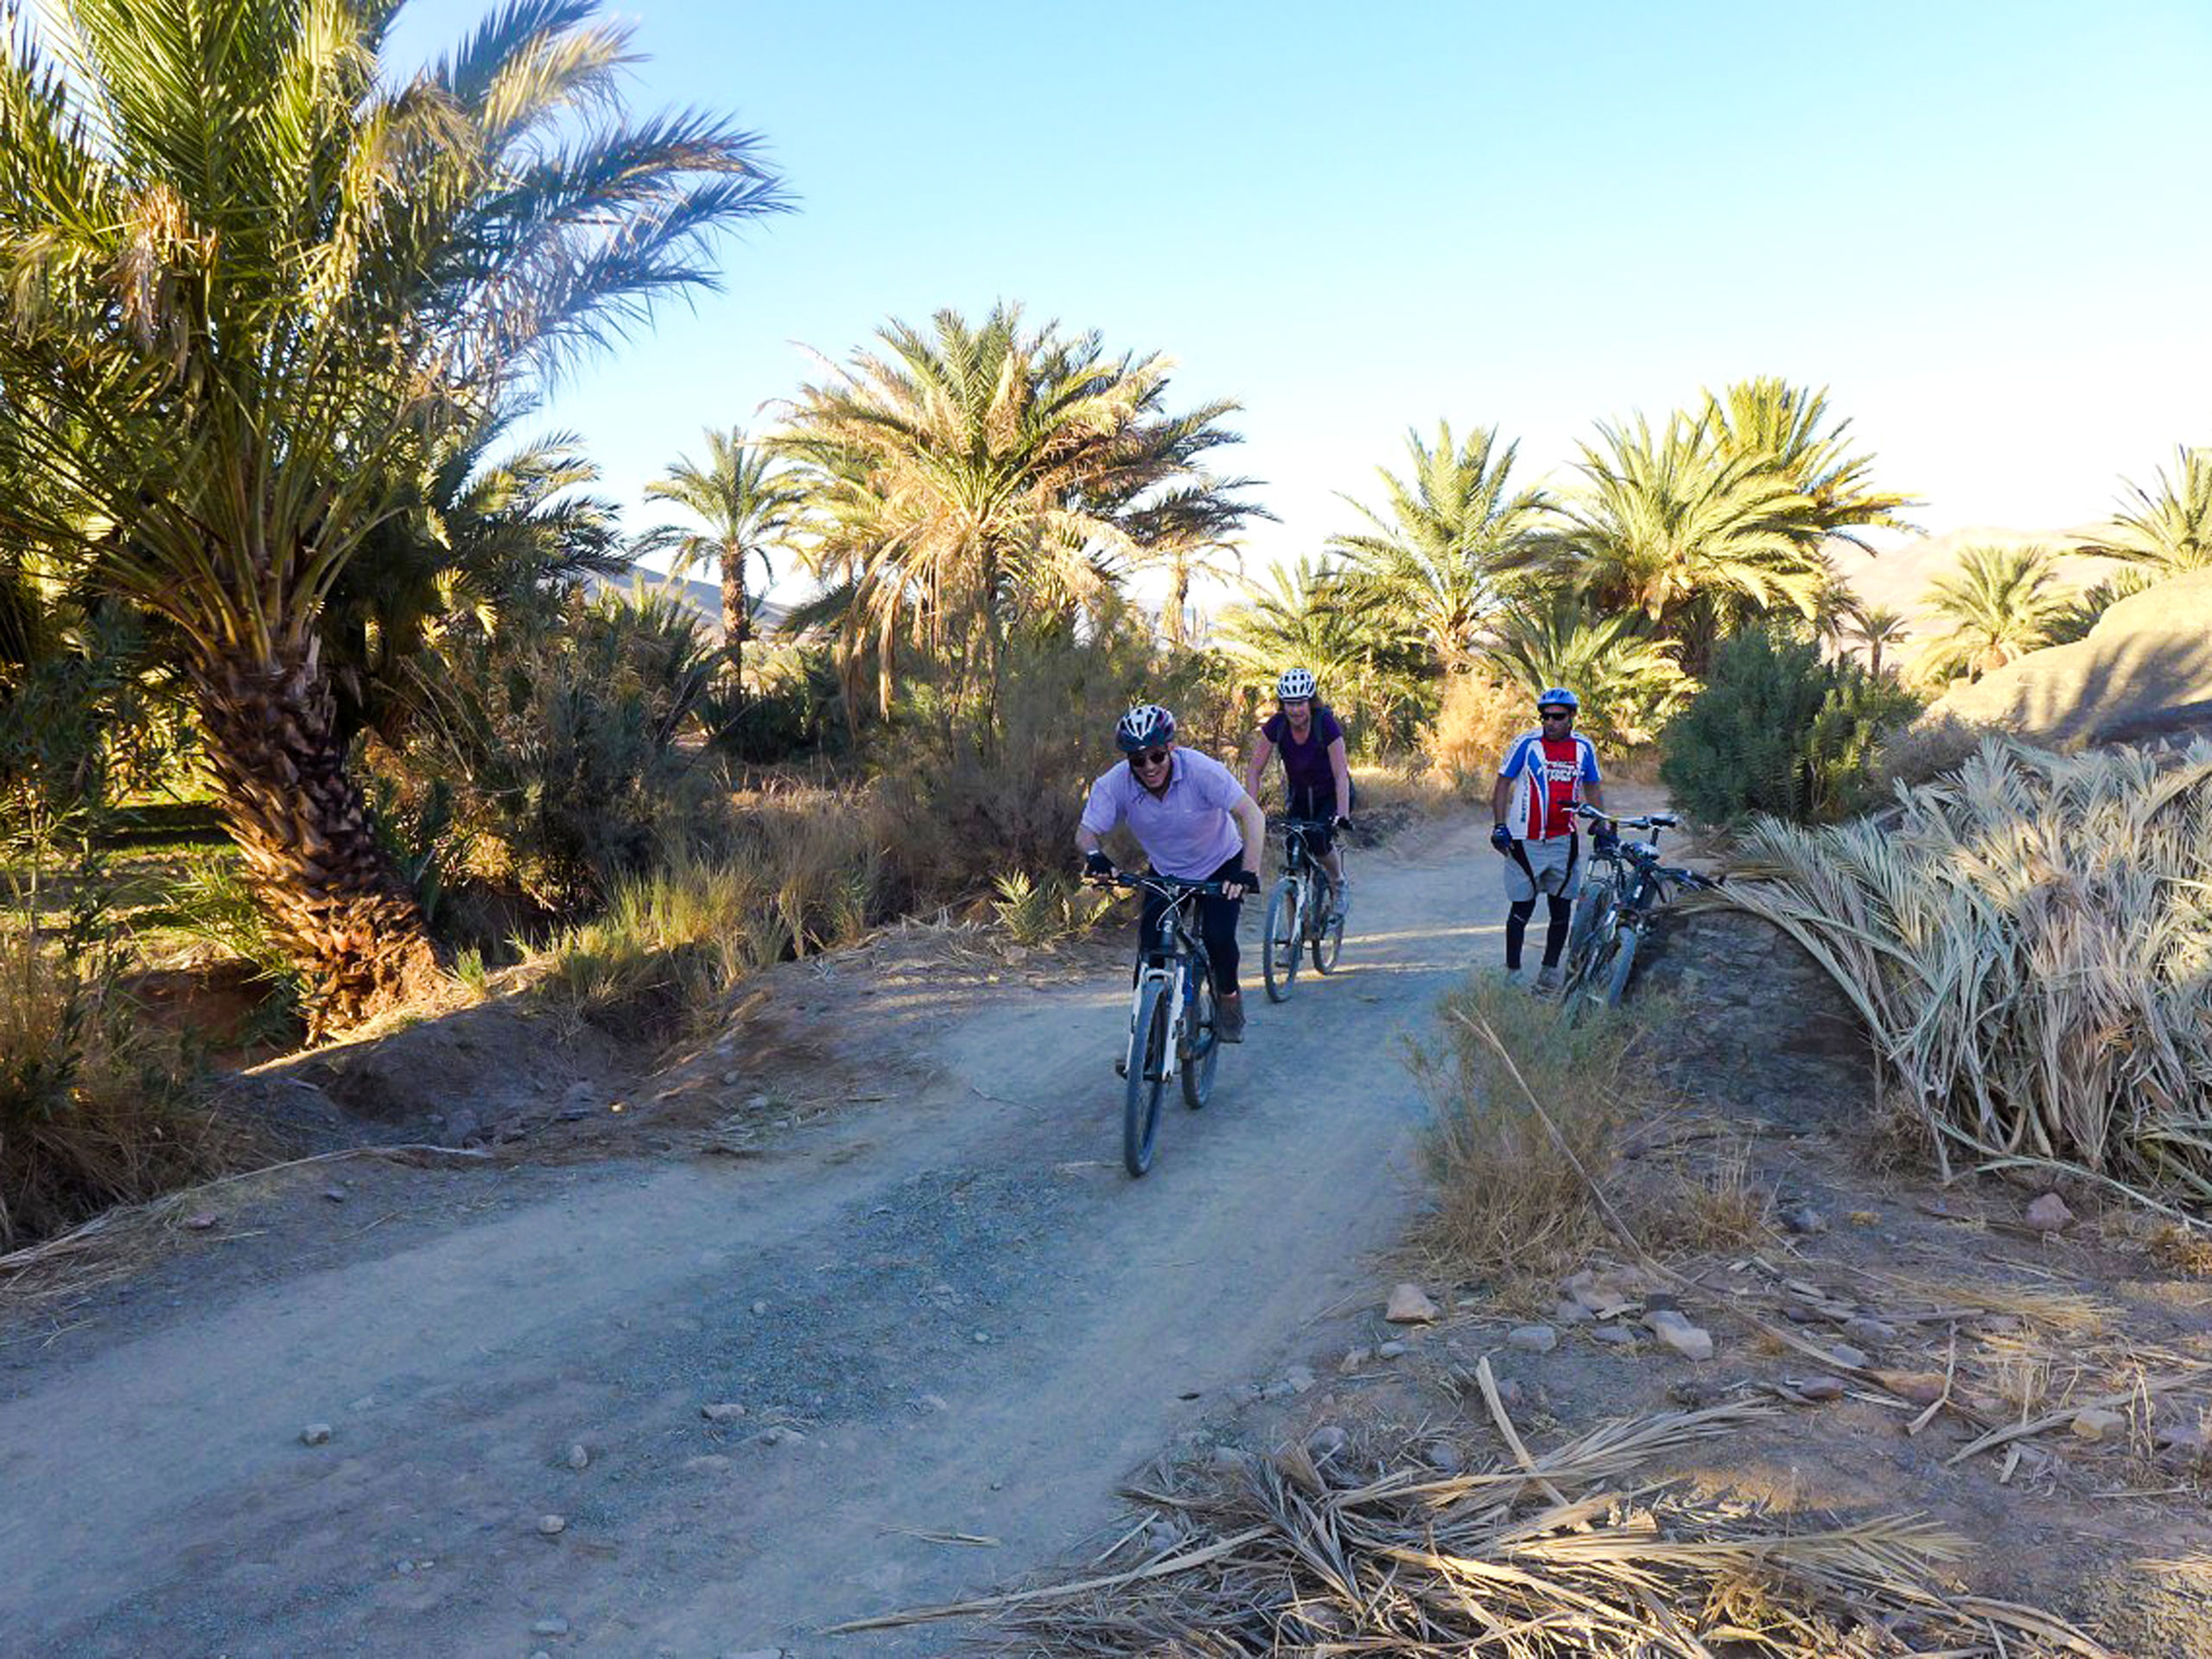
3,813,1522,1657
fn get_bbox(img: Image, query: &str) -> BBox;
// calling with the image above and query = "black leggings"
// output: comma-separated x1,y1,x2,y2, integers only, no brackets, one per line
1506,893,1572,971
1138,854,1244,997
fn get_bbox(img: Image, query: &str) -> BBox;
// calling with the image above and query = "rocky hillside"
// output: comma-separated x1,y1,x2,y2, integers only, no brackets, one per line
1930,568,2212,746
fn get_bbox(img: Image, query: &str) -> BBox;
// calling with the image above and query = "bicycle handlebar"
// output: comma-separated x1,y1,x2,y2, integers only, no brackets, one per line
1574,804,1680,830
1091,872,1230,898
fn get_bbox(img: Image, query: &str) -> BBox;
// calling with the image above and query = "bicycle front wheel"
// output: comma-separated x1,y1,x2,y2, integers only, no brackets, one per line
1602,923,1642,1007
1124,977,1172,1176
1262,880,1300,1001
1180,969,1217,1110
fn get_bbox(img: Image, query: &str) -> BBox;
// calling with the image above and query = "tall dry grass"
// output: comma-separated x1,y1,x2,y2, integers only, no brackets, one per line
1,921,236,1249
1724,737,2212,1210
1423,672,1528,789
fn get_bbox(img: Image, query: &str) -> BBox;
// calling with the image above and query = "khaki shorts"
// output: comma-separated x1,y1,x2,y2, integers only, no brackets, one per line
1501,836,1580,902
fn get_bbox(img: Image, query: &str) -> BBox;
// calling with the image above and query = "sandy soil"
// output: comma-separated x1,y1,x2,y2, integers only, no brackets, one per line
1,807,1546,1659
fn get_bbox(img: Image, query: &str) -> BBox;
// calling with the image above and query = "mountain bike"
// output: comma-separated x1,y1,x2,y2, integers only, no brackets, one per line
1560,807,1720,1012
1098,872,1226,1177
1261,817,1346,1001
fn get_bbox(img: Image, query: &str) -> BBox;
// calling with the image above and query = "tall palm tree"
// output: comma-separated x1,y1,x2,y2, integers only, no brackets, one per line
1482,596,1689,748
1123,487,1256,650
1838,602,1911,679
1914,543,2073,683
779,304,1262,721
636,427,802,690
2080,446,2212,575
1212,556,1424,736
1562,415,1826,674
0,0,786,1028
1700,378,1917,553
1327,422,1553,672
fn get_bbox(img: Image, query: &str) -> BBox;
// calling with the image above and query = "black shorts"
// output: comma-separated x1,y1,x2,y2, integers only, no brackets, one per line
1287,782,1351,852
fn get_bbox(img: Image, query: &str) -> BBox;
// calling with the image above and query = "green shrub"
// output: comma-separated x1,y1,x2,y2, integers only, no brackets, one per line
1660,629,1918,827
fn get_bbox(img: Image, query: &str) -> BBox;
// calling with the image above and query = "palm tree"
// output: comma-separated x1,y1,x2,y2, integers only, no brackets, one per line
1482,595,1689,748
1838,602,1911,679
1914,544,2073,683
1327,422,1553,672
1700,378,1917,552
1123,488,1256,650
2080,446,2212,575
1562,415,1826,674
636,427,803,690
779,304,1262,721
0,0,786,1028
1212,556,1425,738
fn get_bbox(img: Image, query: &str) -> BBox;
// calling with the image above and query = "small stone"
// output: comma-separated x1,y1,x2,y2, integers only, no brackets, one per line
1306,1424,1349,1459
683,1454,734,1474
751,1300,769,1316
1840,1317,1898,1348
184,1212,217,1230
914,1393,950,1413
1825,1343,1869,1370
1779,1204,1827,1236
2026,1192,2074,1233
1386,1283,1440,1324
1376,1339,1407,1358
721,1070,742,1085
1590,1323,1636,1345
971,1331,991,1344
2155,1423,2207,1462
752,1425,806,1447
565,1443,590,1470
1644,1309,1714,1361
536,1514,566,1536
1211,1444,1249,1471
531,1651,551,1659
1425,1440,1465,1473
701,1402,748,1423
1552,1297,1592,1325
1507,1324,1558,1354
395,1560,414,1575
321,1185,347,1203
721,1649,783,1659
531,1616,570,1637
1281,1364,1316,1395
299,1422,333,1446
1492,1376,1527,1411
1338,1346,1371,1375
2070,1406,2125,1441
1791,1375,1848,1402
1874,1370,1947,1406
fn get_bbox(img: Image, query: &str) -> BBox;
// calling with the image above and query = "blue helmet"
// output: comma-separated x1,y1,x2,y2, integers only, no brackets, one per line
1116,703,1177,753
1535,687,1580,713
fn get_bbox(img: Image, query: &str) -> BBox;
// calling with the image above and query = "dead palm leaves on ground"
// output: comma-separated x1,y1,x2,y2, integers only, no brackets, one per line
845,1401,2110,1656
1722,738,2212,1215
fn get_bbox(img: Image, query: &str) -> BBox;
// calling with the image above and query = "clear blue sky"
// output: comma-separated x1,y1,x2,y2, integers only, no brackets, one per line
391,0,2211,595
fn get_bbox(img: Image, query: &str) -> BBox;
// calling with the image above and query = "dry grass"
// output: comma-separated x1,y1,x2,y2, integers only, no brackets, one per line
1410,971,1647,1278
1,921,247,1250
1424,672,1528,787
862,1399,2111,1656
1630,1139,1776,1254
1724,738,2212,1215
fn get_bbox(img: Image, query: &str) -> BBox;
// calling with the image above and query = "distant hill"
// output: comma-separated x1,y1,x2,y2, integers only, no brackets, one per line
1828,524,2126,625
582,568,791,641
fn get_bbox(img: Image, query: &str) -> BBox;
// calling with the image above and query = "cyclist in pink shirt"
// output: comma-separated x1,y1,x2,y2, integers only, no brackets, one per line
1077,705,1266,1041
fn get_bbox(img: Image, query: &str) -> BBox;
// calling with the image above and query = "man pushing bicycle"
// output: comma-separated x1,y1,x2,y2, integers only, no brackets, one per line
1077,704,1266,1042
1490,687,1611,993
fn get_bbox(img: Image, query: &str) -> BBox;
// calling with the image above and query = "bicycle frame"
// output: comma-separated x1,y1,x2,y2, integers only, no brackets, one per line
1125,874,1217,1083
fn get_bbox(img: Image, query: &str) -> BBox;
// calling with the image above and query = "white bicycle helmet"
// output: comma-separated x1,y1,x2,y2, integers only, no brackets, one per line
1275,666,1317,700
1116,703,1177,753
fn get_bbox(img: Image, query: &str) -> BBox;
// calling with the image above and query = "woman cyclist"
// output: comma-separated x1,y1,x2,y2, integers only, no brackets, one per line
1243,668,1353,920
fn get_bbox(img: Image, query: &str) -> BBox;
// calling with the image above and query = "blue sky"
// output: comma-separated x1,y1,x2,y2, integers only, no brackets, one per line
390,0,2211,598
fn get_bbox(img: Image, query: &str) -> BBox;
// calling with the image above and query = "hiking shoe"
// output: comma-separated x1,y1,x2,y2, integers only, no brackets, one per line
1216,991,1246,1043
1491,963,1527,987
1326,879,1351,925
1534,963,1563,995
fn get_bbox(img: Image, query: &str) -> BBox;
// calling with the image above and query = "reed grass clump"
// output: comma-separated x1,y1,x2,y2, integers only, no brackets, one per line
1723,738,2212,1209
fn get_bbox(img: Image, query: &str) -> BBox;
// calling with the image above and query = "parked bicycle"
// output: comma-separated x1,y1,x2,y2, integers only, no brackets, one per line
1560,806,1720,1011
1097,871,1227,1176
1261,817,1346,1001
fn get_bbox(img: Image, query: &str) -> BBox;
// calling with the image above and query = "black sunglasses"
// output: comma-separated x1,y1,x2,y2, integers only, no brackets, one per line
1538,709,1573,721
1129,747,1172,767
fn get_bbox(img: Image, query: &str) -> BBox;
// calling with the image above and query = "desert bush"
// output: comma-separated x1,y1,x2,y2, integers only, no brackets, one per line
385,588,729,914
1872,708,2002,791
1662,628,1919,828
1410,969,1646,1274
989,870,1112,946
1724,739,2212,1211
1423,672,1527,787
1,861,234,1249
542,786,887,1035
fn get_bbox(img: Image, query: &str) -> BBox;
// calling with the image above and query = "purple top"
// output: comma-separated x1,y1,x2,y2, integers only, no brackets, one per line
1260,704,1344,797
1080,747,1247,880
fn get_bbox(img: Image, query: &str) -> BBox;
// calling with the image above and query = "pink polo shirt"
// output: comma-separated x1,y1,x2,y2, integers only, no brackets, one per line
1080,748,1246,880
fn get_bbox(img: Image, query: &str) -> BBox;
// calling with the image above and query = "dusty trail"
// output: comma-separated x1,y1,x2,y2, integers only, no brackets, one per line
3,813,1523,1657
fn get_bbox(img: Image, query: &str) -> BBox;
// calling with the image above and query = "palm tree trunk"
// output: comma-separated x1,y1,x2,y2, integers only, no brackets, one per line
1168,561,1191,650
720,550,747,696
190,646,440,1038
